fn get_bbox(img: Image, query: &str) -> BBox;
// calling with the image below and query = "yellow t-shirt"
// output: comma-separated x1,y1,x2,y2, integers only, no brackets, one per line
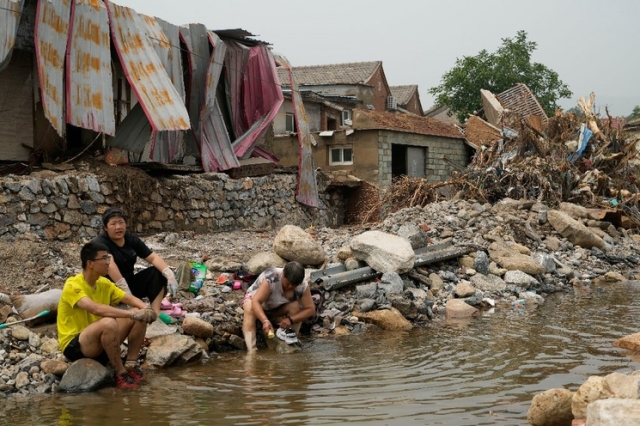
57,273,126,351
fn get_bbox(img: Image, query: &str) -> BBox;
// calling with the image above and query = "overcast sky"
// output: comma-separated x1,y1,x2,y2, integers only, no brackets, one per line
117,0,639,117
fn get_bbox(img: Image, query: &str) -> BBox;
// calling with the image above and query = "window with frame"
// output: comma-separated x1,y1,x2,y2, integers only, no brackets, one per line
285,113,296,133
329,146,353,165
341,110,352,126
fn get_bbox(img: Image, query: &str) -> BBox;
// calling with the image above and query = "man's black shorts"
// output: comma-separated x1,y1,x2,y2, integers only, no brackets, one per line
63,335,109,365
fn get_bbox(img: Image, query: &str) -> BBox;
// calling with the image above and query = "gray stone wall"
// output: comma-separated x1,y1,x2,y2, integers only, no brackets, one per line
377,130,470,188
0,171,345,241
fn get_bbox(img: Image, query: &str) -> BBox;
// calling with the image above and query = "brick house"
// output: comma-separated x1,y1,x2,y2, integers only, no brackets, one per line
389,85,424,116
268,108,472,189
275,61,395,133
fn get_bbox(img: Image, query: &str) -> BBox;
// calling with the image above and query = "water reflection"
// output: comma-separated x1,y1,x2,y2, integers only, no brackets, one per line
3,282,640,425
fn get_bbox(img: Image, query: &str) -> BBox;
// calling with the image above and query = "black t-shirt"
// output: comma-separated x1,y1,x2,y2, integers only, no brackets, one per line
93,233,153,280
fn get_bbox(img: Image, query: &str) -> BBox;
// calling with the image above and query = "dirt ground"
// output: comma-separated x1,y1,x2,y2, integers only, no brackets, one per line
0,225,356,297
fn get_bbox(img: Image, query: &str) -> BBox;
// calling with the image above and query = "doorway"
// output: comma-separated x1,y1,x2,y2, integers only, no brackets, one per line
391,144,428,179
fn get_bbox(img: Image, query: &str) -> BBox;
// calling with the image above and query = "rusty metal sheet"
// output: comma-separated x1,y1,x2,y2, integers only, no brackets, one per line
232,46,283,159
199,31,239,171
141,15,184,101
275,55,320,207
0,0,25,72
35,0,72,137
225,40,250,137
105,1,189,132
179,23,209,156
141,15,185,162
66,0,114,135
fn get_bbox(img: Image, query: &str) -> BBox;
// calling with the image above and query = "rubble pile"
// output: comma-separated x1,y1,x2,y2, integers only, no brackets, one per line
374,89,640,231
458,90,640,223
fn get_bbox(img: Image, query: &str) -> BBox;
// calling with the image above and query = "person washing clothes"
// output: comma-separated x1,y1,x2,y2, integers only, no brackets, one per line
92,208,178,316
242,261,315,352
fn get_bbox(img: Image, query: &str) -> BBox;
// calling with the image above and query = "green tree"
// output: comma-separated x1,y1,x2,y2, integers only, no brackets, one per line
565,106,585,117
429,31,572,123
627,105,640,120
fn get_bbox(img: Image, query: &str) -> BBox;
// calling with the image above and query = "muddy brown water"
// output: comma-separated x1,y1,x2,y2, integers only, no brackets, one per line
3,282,640,425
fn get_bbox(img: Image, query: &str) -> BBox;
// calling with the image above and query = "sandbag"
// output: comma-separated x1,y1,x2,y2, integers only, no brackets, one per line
10,289,61,325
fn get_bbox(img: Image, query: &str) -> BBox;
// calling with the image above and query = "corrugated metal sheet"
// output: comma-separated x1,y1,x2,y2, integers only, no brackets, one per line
0,51,33,161
105,1,189,132
66,0,114,135
232,45,283,158
225,40,250,137
199,31,239,172
106,102,151,153
275,55,320,207
0,0,25,72
35,0,72,137
179,23,209,156
142,15,185,162
142,15,185,100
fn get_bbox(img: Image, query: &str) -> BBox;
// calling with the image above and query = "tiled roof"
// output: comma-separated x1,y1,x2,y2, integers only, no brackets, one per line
464,116,501,149
496,83,548,124
353,109,464,139
276,61,381,87
390,85,417,106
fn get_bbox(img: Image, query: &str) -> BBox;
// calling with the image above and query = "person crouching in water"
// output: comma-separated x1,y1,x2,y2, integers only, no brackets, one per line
242,261,315,352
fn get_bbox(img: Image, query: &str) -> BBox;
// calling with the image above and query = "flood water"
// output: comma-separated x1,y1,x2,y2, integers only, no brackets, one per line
3,282,640,426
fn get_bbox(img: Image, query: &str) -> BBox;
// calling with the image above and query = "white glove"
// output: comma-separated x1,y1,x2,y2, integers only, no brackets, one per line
162,267,178,298
116,277,131,294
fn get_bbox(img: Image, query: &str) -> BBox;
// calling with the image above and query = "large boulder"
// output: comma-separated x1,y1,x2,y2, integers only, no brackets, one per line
145,334,201,368
273,225,326,266
246,252,286,276
613,332,640,351
547,210,605,249
572,375,611,418
603,372,640,399
587,398,640,425
527,388,574,426
353,307,412,331
59,359,113,393
350,231,415,274
488,242,545,275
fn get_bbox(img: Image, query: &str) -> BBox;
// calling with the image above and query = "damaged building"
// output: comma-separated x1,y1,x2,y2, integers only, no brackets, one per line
0,0,325,202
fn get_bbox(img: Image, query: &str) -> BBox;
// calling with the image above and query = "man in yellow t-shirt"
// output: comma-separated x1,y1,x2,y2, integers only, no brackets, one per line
58,241,158,389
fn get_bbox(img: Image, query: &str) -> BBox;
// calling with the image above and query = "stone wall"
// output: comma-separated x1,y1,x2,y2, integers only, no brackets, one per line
0,169,346,241
378,130,471,187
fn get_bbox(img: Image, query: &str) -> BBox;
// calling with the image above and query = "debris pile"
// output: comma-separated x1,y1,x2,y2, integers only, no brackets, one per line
373,86,640,229
457,88,640,225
